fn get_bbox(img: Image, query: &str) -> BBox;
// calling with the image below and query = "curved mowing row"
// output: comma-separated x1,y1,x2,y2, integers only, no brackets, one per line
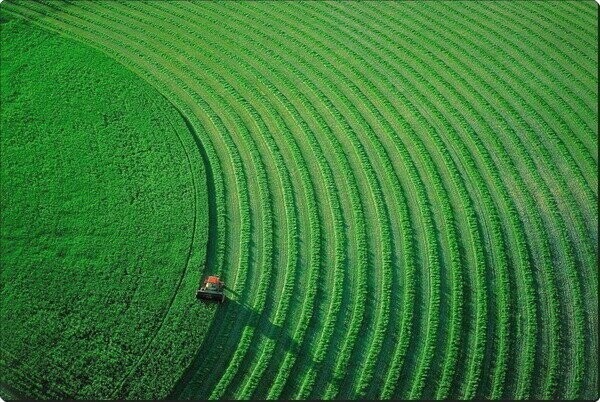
4,1,597,400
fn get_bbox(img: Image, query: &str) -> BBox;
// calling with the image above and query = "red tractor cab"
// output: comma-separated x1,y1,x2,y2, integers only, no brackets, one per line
196,275,225,303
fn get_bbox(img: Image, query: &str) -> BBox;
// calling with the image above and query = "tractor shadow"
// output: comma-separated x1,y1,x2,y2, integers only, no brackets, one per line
225,288,302,355
216,285,304,358
168,111,310,396
169,287,306,398
176,109,219,279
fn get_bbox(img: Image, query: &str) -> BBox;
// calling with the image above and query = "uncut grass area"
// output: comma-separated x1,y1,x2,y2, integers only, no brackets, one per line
0,11,211,400
1,1,598,400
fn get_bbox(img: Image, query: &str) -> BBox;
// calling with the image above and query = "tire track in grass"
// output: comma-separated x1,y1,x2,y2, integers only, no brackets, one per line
109,98,199,396
400,2,588,396
234,3,408,398
3,3,213,399
302,3,490,398
4,0,230,326
225,3,418,398
135,7,294,396
8,2,255,398
38,5,253,396
435,3,592,396
331,4,511,397
149,3,340,398
0,14,204,397
65,4,258,398
3,5,460,398
96,4,294,399
255,2,448,396
0,350,64,399
109,2,344,398
82,14,277,399
204,4,383,398
5,1,597,395
2,3,241,398
28,0,240,305
156,7,324,398
357,4,537,398
8,2,245,396
169,3,354,398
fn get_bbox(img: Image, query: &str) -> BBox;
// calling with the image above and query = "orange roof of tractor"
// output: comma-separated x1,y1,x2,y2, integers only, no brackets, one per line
206,276,220,284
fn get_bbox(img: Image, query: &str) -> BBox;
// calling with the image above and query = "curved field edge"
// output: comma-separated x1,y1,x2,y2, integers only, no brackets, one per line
0,10,213,400
1,1,597,400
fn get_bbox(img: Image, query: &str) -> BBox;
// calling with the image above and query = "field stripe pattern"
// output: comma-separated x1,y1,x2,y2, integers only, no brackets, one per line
2,1,597,400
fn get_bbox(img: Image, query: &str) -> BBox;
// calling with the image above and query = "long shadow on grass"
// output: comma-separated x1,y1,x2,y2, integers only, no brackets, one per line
168,110,305,398
168,291,305,399
176,109,218,277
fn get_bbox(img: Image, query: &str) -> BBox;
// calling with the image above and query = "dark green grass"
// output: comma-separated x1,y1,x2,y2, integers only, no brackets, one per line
0,12,210,399
0,0,597,400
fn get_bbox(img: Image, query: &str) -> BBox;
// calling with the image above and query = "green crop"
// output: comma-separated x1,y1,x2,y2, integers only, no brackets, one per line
0,12,210,400
1,0,597,400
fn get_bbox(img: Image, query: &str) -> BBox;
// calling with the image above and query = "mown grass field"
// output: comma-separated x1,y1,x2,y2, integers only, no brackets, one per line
0,1,598,400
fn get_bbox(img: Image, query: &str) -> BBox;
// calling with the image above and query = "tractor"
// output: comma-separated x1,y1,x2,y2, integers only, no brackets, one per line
196,275,225,303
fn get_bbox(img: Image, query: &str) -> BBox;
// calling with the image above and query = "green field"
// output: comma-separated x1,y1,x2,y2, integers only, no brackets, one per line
0,11,211,399
0,1,597,400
